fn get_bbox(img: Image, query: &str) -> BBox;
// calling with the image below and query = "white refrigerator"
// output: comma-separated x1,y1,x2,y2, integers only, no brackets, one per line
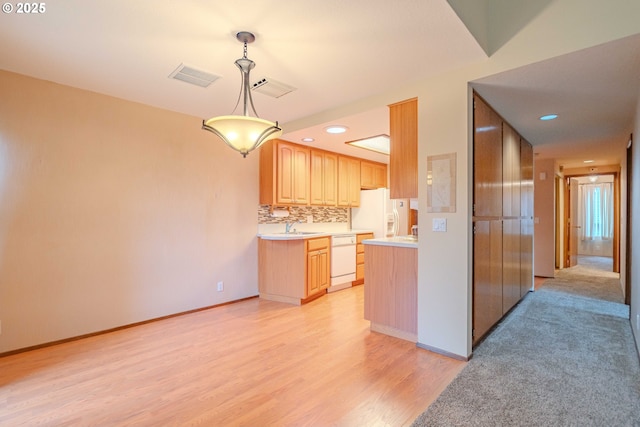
351,188,408,238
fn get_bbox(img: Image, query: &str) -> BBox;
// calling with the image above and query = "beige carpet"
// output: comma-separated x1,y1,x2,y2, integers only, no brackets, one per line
412,260,639,426
543,257,623,303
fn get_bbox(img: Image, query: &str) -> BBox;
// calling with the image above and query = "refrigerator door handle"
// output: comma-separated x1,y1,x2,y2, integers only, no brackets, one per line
392,200,399,237
394,208,399,236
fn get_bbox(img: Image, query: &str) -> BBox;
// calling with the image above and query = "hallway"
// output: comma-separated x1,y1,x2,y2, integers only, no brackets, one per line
413,253,639,426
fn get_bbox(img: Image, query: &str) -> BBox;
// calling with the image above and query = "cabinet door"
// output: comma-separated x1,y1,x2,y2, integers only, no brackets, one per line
318,249,329,290
362,161,387,190
348,158,361,206
473,220,503,345
473,96,503,217
310,151,337,206
293,145,310,205
374,163,387,188
361,161,376,189
277,143,296,204
389,98,418,199
307,250,320,296
277,142,309,205
502,219,521,314
338,156,351,207
307,248,329,295
503,123,521,217
323,153,338,206
310,151,325,206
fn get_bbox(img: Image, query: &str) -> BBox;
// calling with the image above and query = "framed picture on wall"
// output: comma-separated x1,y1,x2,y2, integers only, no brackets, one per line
427,153,456,213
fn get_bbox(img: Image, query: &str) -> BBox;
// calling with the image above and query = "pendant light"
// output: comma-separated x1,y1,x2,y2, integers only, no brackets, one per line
202,31,282,157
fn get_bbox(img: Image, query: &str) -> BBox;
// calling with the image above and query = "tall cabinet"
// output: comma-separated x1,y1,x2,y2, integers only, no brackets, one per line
389,98,418,199
472,93,534,345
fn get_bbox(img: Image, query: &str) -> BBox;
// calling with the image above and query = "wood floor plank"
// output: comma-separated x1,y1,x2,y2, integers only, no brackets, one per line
0,285,465,426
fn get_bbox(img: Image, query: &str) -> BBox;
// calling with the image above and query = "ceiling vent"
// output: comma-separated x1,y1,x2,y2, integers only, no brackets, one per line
251,77,296,98
169,63,220,88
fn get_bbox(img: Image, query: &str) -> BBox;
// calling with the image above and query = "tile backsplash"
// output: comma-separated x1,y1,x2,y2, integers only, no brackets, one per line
258,205,348,224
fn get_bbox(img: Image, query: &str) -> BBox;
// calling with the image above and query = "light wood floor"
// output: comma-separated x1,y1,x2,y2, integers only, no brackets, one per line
0,285,465,426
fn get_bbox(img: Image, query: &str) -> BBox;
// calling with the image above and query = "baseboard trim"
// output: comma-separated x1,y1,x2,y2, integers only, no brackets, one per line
0,295,259,358
416,342,470,361
370,323,417,343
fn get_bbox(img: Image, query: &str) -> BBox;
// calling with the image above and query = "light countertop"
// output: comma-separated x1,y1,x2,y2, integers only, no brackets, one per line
258,229,374,240
362,236,418,248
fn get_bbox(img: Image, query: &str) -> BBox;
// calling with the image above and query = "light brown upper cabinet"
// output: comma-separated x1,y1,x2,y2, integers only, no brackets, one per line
337,156,361,207
360,160,387,189
310,150,338,206
260,139,310,206
389,98,418,199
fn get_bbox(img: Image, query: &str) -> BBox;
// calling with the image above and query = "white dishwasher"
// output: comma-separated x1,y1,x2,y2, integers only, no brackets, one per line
329,234,356,293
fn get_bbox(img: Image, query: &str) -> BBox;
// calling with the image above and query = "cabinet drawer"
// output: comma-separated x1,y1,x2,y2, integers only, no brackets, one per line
356,263,365,280
357,233,374,244
356,252,365,264
307,237,330,252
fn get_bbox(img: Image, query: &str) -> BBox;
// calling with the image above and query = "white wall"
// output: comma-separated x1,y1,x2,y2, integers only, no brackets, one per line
534,159,557,277
0,70,260,353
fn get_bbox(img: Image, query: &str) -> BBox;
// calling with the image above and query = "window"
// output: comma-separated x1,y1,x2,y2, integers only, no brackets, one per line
578,182,613,240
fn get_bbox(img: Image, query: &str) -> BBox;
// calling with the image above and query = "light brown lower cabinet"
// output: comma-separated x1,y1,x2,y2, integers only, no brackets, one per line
364,243,417,342
258,237,330,305
353,232,374,286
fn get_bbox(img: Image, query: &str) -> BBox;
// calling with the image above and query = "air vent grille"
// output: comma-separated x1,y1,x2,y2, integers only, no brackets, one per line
169,64,220,88
251,77,296,98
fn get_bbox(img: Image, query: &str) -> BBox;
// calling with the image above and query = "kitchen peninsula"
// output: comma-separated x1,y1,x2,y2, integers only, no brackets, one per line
363,236,418,342
257,229,373,305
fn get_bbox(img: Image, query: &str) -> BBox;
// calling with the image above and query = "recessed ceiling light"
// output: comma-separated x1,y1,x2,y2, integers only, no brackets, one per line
539,114,558,121
325,125,348,134
301,137,315,143
584,160,595,164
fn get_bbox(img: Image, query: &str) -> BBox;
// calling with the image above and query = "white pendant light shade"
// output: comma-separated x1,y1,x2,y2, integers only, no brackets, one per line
203,115,282,157
202,31,282,158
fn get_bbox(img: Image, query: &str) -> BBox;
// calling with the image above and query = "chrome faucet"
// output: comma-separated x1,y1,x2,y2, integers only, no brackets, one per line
285,221,301,233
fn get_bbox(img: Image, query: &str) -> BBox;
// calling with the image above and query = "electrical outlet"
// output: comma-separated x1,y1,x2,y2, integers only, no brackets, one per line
217,281,224,292
307,215,313,223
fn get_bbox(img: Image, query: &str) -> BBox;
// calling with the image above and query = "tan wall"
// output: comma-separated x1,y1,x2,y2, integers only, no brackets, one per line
0,70,259,353
533,159,557,277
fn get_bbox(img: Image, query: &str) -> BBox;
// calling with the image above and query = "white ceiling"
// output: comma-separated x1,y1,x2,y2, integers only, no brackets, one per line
0,1,638,168
473,33,640,169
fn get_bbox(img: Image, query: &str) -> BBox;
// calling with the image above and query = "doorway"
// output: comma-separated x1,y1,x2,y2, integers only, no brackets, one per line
563,173,619,273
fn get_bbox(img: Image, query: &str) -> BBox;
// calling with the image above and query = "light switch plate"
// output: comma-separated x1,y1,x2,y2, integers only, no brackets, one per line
432,218,447,232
